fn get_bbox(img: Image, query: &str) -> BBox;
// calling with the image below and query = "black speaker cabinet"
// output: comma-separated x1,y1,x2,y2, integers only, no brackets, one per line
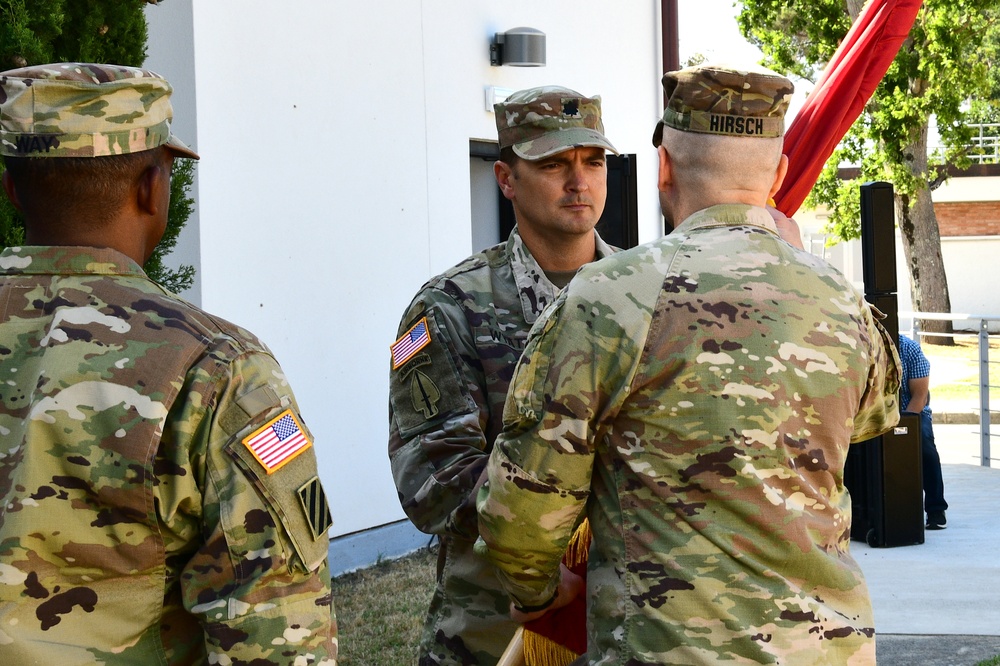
860,181,897,295
845,411,924,548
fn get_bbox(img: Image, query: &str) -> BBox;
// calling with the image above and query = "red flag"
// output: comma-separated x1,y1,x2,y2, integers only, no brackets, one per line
518,523,590,665
774,0,923,216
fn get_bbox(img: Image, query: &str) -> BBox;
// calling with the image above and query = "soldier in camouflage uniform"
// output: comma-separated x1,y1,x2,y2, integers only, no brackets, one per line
477,63,902,665
0,63,336,664
388,86,619,665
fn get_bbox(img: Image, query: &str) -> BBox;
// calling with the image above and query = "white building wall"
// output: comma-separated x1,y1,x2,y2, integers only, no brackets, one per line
145,1,663,537
144,1,201,302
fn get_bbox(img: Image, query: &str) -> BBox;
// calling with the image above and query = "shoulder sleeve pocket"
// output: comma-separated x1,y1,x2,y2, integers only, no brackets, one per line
226,410,332,574
389,309,474,438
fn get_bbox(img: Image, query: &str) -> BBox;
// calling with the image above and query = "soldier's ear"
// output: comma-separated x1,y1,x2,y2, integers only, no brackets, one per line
135,157,171,218
768,154,789,200
1,170,23,212
656,145,674,193
494,160,516,200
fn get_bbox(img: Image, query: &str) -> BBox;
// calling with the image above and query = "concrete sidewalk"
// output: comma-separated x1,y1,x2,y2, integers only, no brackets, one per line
854,425,1000,665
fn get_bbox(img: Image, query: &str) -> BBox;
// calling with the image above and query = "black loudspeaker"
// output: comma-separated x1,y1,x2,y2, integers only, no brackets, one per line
848,181,924,547
845,412,925,547
860,181,897,295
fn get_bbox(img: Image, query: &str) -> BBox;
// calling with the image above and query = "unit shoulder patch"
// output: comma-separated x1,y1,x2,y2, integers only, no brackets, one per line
297,476,333,540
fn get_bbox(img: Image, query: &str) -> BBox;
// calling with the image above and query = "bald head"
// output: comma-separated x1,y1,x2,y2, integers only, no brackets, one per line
661,126,784,198
656,126,788,228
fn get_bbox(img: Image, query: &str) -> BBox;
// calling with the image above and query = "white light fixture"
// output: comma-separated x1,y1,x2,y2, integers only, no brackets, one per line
490,27,546,67
485,86,514,112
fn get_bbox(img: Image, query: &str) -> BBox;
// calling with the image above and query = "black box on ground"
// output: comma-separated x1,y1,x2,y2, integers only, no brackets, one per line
845,411,925,547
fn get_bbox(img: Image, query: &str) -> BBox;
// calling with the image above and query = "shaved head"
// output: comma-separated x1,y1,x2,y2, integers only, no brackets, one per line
660,126,784,197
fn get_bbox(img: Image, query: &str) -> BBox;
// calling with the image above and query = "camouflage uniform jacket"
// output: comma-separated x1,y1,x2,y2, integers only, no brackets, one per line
0,246,336,665
478,205,901,665
388,228,614,665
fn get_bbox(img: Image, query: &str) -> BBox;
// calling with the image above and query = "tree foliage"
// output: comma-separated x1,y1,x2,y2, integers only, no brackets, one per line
146,158,196,293
737,0,1000,337
966,10,1000,126
0,0,195,292
738,0,996,237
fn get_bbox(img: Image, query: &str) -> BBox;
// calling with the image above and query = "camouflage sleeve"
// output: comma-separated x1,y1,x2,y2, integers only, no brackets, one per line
164,342,337,664
851,303,902,443
476,289,644,608
388,290,490,540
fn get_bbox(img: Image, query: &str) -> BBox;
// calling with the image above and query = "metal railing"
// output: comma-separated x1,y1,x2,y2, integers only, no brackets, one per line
967,122,1000,164
904,311,1000,467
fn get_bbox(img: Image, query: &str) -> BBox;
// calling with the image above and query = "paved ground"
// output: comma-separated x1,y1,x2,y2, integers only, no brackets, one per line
858,425,1000,665
878,635,1000,665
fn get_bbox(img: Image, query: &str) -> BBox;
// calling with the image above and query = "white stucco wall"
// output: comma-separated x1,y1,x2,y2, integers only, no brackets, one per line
144,1,663,537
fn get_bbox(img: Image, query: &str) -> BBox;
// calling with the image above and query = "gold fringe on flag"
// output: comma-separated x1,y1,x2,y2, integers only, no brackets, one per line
564,518,592,569
520,519,592,666
523,628,580,666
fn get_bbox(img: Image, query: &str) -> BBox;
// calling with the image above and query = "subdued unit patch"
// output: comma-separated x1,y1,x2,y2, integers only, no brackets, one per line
297,476,333,540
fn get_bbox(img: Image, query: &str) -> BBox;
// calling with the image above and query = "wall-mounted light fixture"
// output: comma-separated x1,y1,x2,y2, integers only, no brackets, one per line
490,27,546,67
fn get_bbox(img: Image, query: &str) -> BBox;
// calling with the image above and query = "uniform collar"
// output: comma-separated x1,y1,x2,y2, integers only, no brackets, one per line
0,246,148,277
507,226,615,324
673,204,778,236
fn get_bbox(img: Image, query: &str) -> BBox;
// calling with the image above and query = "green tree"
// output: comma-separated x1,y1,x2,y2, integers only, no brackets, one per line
737,0,1000,341
966,13,1000,127
0,0,195,292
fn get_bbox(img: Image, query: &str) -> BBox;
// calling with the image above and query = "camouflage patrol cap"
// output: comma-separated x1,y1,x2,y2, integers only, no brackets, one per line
495,85,618,161
0,62,198,159
651,63,793,146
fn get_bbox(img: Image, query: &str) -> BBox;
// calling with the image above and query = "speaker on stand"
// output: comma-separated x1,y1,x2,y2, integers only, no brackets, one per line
844,181,924,547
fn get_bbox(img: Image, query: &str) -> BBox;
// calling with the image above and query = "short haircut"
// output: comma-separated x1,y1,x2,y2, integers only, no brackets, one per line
660,125,783,194
4,148,167,229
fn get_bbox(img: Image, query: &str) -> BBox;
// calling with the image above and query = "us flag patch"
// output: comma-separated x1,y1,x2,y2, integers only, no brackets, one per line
391,317,431,369
242,409,311,474
298,476,333,540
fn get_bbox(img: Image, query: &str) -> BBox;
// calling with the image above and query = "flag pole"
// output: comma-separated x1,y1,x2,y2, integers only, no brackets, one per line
498,626,527,666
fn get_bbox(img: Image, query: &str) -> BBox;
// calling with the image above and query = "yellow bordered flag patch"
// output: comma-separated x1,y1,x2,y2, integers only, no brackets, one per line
242,409,312,474
391,316,431,369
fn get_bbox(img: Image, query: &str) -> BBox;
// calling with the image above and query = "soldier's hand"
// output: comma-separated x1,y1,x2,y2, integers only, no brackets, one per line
768,205,805,250
509,564,584,623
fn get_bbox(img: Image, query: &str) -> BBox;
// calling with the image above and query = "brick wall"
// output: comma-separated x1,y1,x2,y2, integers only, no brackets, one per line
934,201,1000,237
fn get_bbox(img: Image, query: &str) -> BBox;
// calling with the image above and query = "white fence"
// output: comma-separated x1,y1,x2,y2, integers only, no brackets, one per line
968,122,1000,164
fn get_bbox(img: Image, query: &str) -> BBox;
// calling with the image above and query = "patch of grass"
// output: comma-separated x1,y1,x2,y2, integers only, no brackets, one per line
919,337,999,405
330,539,1000,666
331,544,437,665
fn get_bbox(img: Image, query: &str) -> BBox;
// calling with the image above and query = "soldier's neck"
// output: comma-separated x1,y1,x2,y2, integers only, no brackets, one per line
518,227,597,273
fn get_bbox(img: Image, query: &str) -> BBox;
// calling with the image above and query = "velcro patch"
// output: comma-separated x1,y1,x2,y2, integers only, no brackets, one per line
391,317,431,369
242,409,312,474
297,476,334,541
